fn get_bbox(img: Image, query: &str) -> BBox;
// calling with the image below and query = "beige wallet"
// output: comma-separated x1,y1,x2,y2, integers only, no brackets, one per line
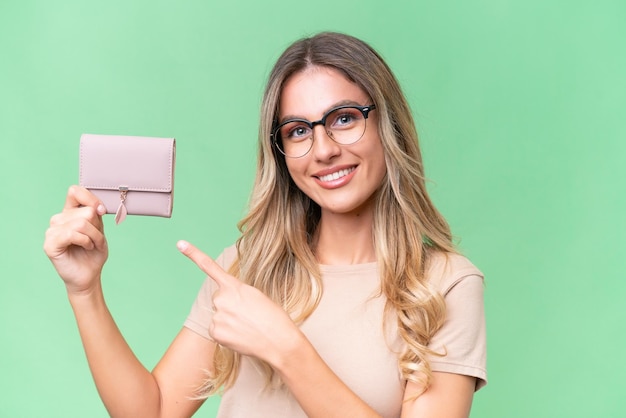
79,134,176,224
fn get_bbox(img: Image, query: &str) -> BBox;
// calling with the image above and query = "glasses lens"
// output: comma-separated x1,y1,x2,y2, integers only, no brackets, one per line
325,107,367,145
275,120,313,158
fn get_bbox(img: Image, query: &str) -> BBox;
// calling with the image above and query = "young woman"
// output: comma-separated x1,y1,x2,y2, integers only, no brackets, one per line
44,32,486,418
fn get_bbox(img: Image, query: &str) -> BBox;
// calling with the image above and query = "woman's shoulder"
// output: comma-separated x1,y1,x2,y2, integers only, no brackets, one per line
425,251,484,295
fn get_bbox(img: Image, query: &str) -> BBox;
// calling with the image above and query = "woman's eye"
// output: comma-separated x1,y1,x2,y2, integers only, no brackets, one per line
331,110,359,129
283,124,311,140
339,115,352,125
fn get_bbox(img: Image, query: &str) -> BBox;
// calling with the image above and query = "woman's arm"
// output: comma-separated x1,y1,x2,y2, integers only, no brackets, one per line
177,241,486,417
270,326,476,418
401,373,476,418
271,330,382,417
45,186,215,418
69,287,214,418
177,240,382,418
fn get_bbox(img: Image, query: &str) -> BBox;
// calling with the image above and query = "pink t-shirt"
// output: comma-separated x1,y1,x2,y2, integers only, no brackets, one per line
184,246,487,418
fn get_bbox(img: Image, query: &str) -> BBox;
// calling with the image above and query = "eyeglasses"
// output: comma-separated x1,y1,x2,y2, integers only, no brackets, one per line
271,104,376,158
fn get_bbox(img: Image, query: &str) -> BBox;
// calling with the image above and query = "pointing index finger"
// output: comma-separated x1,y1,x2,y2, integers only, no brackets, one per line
176,240,233,287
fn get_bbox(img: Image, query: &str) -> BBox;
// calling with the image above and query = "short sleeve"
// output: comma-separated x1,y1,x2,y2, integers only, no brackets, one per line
427,273,487,390
183,245,238,340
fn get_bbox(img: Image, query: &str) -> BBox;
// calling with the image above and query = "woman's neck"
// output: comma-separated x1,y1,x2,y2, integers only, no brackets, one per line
313,208,376,265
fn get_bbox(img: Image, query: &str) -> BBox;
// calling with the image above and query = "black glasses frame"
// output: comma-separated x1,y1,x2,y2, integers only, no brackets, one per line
271,104,376,158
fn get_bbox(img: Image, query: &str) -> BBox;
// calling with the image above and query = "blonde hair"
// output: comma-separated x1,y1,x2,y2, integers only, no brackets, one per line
197,32,455,397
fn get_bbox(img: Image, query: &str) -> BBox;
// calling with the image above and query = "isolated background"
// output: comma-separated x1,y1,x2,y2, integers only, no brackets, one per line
1,1,624,417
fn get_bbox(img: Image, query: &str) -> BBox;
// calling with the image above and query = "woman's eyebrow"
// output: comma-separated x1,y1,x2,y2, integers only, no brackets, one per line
278,99,365,124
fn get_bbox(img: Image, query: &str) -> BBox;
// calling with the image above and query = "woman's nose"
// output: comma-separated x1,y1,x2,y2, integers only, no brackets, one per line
310,125,341,161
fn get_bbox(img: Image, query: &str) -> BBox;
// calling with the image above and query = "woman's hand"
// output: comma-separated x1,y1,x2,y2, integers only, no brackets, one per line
178,240,386,417
43,185,108,295
176,240,301,365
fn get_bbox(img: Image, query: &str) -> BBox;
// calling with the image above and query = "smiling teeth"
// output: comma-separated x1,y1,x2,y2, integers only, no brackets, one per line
319,167,355,182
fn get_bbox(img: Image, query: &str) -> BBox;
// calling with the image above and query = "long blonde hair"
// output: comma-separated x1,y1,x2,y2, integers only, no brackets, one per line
198,32,455,397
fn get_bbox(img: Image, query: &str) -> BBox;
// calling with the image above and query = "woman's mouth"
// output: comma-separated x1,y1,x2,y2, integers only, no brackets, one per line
317,167,356,183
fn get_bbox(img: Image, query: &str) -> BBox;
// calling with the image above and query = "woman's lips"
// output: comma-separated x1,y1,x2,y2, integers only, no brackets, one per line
313,166,357,189
318,167,356,182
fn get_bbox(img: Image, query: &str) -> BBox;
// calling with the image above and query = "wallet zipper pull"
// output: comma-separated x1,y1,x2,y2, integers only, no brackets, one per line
115,186,128,225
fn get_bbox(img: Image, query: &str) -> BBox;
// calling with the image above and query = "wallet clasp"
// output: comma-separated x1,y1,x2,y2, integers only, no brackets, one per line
115,186,129,225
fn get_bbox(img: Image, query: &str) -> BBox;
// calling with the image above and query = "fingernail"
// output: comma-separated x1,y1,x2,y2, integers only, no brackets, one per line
177,240,188,251
97,204,106,215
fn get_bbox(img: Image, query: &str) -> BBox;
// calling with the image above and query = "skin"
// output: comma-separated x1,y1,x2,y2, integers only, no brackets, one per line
279,67,387,264
43,66,476,417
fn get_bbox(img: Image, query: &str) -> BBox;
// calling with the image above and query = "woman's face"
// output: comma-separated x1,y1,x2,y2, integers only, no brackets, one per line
278,66,387,217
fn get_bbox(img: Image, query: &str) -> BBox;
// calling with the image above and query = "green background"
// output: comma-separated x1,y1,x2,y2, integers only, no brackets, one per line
1,0,624,417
